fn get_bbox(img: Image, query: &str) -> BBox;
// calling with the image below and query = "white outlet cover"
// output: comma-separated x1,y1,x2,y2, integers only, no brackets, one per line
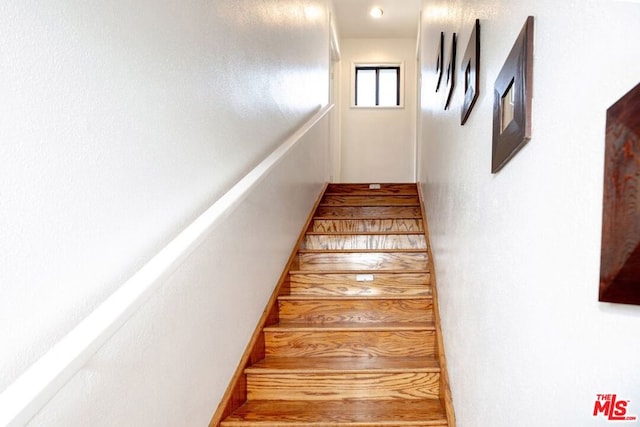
369,184,381,189
356,274,375,282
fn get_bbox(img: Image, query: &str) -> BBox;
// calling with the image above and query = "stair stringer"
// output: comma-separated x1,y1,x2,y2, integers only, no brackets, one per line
209,183,328,427
417,183,457,427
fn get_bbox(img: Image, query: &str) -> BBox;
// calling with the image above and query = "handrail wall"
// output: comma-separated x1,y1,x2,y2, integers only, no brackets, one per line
0,104,333,427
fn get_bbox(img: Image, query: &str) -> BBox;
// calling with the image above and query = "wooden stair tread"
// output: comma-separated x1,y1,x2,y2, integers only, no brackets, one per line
320,196,420,207
313,216,423,220
317,206,422,210
297,249,427,254
289,269,429,274
246,356,440,373
320,206,420,209
325,183,419,195
315,206,422,219
221,399,447,426
278,295,431,301
313,214,423,220
289,288,432,298
264,321,436,332
305,231,424,236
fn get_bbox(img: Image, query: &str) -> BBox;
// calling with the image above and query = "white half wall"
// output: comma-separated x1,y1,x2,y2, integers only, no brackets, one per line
339,38,417,183
23,113,329,426
419,1,640,426
0,0,330,398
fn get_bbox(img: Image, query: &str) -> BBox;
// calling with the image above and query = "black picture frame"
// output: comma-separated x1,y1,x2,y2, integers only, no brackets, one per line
444,33,457,110
491,16,534,173
435,32,444,92
461,19,480,125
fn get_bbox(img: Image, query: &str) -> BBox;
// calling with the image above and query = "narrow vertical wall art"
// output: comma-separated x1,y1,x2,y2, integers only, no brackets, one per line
599,82,640,305
461,19,480,125
444,33,457,110
435,32,444,92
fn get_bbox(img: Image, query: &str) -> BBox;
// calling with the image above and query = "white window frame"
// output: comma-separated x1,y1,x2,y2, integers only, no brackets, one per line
351,61,405,109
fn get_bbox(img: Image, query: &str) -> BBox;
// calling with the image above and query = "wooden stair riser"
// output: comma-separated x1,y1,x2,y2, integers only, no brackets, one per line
301,234,427,250
246,372,440,401
320,195,420,206
289,272,431,296
220,399,448,426
264,330,436,357
325,184,420,193
312,218,424,232
325,183,419,195
222,420,447,427
278,298,433,323
298,252,429,271
245,356,440,373
315,206,422,218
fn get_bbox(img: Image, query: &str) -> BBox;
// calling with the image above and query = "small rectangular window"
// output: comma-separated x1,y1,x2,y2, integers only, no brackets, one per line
354,65,401,107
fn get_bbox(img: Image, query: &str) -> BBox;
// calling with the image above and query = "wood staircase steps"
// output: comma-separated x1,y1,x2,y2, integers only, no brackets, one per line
320,194,421,206
325,183,421,195
264,323,436,358
221,399,448,426
315,206,422,218
311,218,424,232
213,183,453,427
288,272,431,296
246,373,440,401
245,356,441,400
277,296,433,323
245,356,440,373
297,250,429,271
301,233,427,250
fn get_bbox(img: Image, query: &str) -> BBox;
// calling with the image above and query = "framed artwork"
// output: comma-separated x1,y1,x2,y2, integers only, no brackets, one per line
599,82,640,305
491,16,534,173
435,32,444,92
461,19,480,125
444,33,457,110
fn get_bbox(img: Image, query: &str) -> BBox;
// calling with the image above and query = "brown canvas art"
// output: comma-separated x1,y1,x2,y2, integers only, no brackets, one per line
600,82,640,305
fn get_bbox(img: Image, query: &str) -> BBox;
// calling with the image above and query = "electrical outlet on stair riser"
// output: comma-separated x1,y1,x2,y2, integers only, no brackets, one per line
369,184,381,189
356,274,375,282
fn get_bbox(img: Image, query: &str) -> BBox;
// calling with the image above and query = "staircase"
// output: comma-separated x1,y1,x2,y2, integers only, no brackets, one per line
212,183,454,426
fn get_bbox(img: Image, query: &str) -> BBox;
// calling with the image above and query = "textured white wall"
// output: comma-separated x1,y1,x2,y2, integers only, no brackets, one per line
339,38,417,183
0,0,329,409
419,1,640,426
26,116,329,426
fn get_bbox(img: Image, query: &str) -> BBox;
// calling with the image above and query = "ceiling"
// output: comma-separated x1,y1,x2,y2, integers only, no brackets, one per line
332,0,422,39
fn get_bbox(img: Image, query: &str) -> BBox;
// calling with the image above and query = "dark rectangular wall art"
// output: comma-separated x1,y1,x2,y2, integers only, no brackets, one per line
435,32,444,92
491,16,534,173
599,82,640,305
444,33,457,110
461,19,480,125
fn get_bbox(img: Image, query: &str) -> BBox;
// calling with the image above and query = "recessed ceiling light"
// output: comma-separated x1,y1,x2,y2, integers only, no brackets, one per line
370,7,384,18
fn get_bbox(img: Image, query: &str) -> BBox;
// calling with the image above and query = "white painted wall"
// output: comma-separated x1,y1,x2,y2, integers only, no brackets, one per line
329,16,342,183
339,38,417,183
418,1,640,426
0,0,330,423
26,116,329,426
